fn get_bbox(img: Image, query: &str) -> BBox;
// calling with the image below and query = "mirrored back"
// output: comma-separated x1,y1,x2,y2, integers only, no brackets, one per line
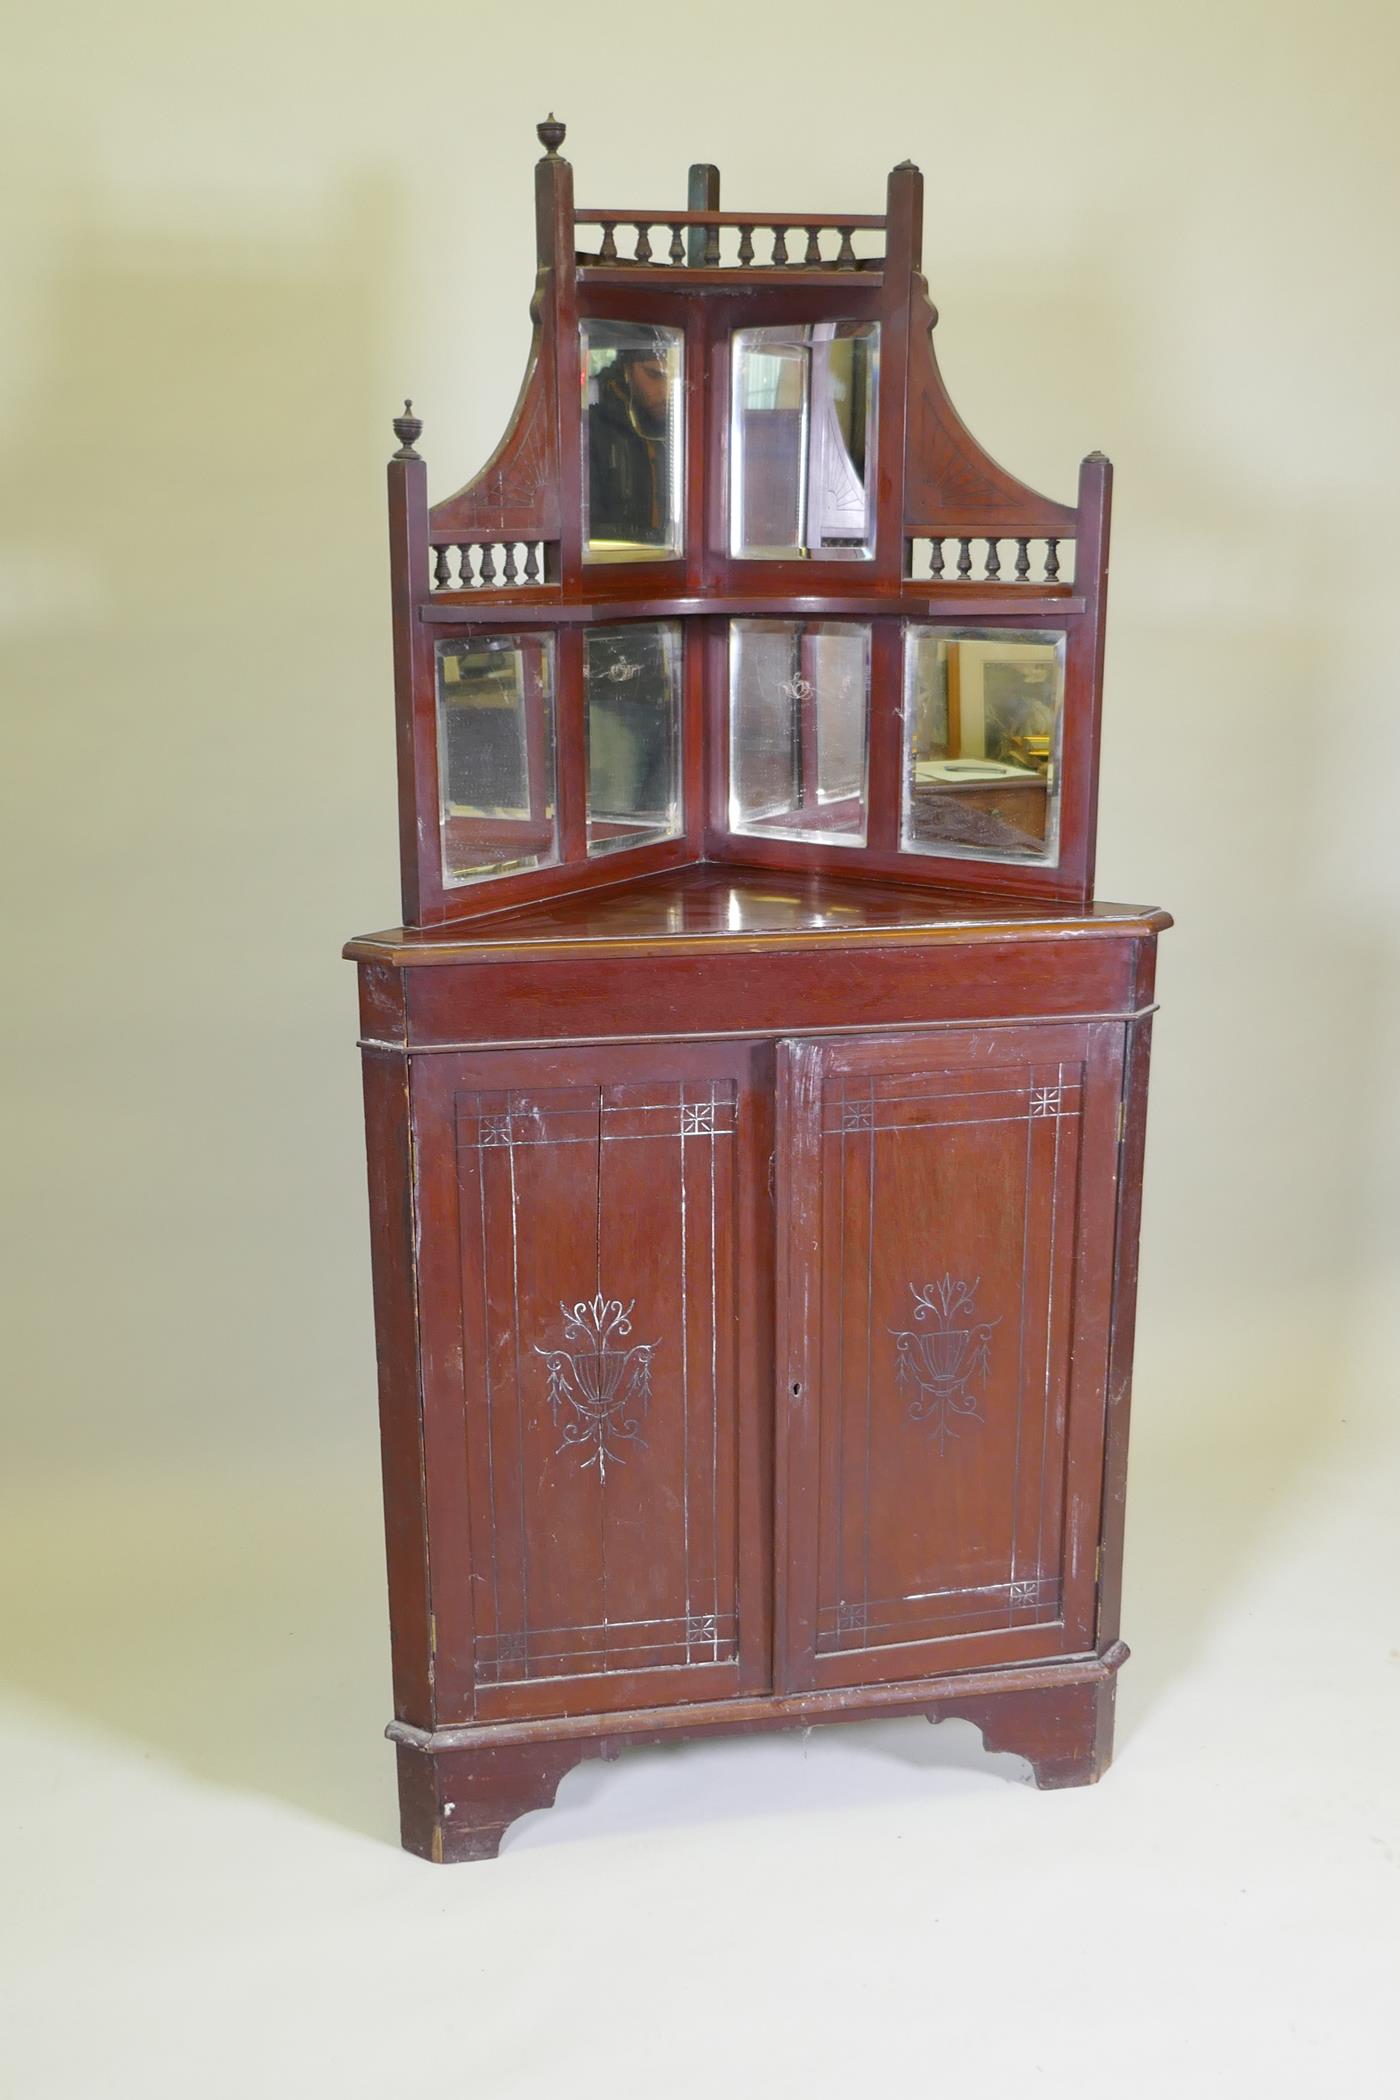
728,619,871,846
584,622,684,856
581,320,685,563
436,634,559,886
730,321,879,561
901,629,1066,865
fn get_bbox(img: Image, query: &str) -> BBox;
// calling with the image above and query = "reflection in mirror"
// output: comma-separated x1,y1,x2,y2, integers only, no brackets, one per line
728,619,870,846
585,623,684,856
435,634,558,886
731,322,879,560
581,320,684,562
902,629,1065,865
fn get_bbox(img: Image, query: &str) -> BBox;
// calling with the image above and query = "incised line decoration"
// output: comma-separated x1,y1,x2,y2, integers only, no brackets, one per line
536,1293,658,1479
893,1275,1000,1456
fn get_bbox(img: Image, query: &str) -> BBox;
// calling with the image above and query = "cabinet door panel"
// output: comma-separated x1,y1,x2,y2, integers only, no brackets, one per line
775,1023,1123,1693
414,1041,772,1723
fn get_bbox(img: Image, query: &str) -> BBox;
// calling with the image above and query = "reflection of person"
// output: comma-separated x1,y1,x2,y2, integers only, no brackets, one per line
589,692,669,817
587,325,673,546
588,630,676,824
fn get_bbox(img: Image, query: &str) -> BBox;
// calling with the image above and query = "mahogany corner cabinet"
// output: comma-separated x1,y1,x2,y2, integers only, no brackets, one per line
346,119,1169,1862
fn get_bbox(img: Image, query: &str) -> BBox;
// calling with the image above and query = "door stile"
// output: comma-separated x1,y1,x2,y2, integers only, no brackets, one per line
773,1038,824,1693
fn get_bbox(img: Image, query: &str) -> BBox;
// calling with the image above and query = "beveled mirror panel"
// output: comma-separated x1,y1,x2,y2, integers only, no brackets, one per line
728,619,870,847
581,320,684,562
585,622,684,857
436,634,558,886
730,322,879,561
902,629,1065,865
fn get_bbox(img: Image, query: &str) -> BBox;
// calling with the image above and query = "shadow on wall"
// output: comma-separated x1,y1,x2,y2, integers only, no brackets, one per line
2,179,404,1480
1105,583,1395,1738
936,229,1396,1736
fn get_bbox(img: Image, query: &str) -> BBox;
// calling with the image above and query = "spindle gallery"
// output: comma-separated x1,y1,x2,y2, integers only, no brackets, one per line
346,120,1170,1862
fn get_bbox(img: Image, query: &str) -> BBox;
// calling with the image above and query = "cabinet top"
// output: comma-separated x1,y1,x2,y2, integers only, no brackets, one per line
345,866,1170,968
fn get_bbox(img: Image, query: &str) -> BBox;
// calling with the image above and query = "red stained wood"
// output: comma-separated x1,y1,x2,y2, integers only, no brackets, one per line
359,1052,433,1726
351,131,1168,1856
392,1645,1126,1860
405,1041,773,1725
390,143,1113,924
394,936,1146,1052
353,902,1164,1852
776,1022,1125,1694
902,278,1080,538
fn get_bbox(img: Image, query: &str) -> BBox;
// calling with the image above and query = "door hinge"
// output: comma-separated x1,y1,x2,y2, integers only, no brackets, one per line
429,1612,437,1657
1095,1545,1103,1587
1116,1100,1127,1143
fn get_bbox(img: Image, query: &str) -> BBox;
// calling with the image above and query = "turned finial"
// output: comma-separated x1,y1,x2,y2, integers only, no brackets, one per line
391,398,423,461
537,113,566,156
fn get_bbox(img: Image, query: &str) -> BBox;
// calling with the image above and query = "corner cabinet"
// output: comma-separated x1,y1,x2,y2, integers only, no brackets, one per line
347,121,1169,1859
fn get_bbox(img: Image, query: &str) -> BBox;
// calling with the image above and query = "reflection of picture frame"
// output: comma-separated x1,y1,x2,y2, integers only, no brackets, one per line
953,640,1058,768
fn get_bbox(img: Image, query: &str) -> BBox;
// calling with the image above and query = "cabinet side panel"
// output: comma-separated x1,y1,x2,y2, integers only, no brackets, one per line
1058,1022,1130,1640
1096,1012,1156,1648
359,1049,433,1726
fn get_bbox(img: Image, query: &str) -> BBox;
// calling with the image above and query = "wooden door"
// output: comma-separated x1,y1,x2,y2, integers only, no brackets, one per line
775,1022,1125,1693
413,1041,772,1724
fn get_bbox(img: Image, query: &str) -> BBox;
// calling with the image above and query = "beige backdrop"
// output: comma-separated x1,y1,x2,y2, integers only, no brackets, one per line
3,5,1398,2087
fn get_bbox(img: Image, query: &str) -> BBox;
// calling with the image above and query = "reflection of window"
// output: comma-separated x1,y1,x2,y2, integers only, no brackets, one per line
581,321,684,562
740,352,787,413
435,634,558,886
731,322,879,560
728,619,870,846
901,629,1065,866
584,623,683,857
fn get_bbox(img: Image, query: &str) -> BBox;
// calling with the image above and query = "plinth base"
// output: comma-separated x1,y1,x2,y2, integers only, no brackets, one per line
388,1643,1127,1863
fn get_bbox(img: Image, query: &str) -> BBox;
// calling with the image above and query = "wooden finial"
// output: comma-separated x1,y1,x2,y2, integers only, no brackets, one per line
391,398,423,461
537,113,566,157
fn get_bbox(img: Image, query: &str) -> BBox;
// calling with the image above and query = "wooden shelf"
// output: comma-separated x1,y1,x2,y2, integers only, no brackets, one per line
418,591,1086,626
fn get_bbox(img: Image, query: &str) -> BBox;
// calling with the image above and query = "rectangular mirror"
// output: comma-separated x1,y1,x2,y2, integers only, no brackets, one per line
581,320,684,562
585,622,684,856
901,629,1066,865
435,634,558,886
728,619,870,846
730,321,878,561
